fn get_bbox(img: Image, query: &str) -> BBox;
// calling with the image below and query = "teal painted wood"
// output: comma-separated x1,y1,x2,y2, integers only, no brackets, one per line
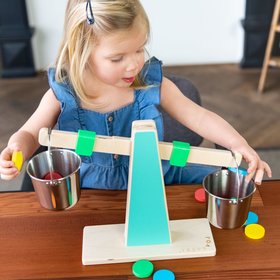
126,130,171,246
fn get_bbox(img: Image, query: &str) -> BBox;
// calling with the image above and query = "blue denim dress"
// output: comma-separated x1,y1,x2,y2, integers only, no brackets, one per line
48,57,217,189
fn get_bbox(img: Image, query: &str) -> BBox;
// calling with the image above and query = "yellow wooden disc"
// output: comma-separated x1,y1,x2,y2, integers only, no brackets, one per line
245,224,265,240
12,151,23,171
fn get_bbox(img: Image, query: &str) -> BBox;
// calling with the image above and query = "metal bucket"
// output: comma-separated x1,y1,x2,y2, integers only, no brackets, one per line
203,169,256,229
26,149,81,210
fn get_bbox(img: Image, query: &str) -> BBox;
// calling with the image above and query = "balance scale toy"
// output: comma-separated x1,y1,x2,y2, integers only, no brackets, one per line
39,120,242,265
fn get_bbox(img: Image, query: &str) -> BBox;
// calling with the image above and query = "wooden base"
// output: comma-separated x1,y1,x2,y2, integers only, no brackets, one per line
82,218,216,265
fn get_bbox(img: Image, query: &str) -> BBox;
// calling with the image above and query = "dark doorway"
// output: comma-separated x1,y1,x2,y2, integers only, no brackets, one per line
0,0,35,77
241,0,280,68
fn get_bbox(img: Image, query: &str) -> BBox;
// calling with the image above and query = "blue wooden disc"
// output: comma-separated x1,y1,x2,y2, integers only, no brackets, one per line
153,269,175,280
244,211,259,226
228,167,248,176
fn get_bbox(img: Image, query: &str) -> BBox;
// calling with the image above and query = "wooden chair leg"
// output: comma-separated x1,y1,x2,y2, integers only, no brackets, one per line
258,0,280,93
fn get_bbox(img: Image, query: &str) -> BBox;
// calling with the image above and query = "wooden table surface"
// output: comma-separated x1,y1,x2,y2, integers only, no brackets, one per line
0,180,280,280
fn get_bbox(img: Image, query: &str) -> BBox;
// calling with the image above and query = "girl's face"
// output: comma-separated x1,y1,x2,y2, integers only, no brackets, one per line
89,23,147,88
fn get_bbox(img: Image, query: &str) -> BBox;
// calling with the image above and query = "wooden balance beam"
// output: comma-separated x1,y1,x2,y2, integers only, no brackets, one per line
39,128,242,167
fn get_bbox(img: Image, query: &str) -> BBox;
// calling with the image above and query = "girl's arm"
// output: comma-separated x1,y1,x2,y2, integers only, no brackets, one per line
0,89,60,180
160,77,272,183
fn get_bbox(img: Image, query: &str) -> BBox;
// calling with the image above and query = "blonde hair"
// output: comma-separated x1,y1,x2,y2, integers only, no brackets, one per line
55,0,150,103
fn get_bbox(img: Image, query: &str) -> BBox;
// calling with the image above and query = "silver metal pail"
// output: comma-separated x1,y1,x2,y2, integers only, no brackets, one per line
203,169,256,229
26,149,81,211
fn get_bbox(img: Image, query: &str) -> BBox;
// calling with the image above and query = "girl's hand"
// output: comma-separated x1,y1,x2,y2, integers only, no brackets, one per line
232,144,272,185
0,145,23,180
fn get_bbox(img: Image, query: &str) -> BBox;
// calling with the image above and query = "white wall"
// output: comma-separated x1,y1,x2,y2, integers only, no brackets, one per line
142,0,246,65
26,0,246,70
26,0,67,70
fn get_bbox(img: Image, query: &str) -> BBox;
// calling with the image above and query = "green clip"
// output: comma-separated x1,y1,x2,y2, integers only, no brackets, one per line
75,130,96,156
170,141,190,167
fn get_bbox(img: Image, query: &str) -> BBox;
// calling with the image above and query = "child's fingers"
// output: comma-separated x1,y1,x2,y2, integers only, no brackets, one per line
0,158,14,168
0,165,19,180
243,156,257,183
237,146,272,185
0,148,21,180
254,161,272,184
0,173,19,180
246,154,258,174
254,169,264,185
245,171,255,184
246,160,272,185
263,161,272,178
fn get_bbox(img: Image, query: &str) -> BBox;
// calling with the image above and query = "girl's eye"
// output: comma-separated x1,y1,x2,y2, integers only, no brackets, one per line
111,57,123,63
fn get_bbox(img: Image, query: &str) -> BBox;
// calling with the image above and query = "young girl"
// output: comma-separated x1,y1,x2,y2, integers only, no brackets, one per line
0,0,271,189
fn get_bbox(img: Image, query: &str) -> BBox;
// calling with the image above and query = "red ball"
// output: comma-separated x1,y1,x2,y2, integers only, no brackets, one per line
43,171,63,180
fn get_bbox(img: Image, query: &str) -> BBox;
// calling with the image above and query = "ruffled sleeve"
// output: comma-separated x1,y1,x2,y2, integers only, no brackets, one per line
48,68,77,106
47,68,82,131
141,56,163,86
136,56,163,108
134,57,164,139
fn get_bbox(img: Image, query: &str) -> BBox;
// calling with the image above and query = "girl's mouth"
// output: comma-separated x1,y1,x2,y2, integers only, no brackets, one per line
122,77,135,83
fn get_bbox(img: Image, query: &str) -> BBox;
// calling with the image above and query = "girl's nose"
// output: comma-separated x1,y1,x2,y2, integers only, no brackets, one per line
126,56,138,72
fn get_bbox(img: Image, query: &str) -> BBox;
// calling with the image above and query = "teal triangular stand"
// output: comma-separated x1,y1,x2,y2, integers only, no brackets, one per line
125,121,171,246
82,120,216,265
